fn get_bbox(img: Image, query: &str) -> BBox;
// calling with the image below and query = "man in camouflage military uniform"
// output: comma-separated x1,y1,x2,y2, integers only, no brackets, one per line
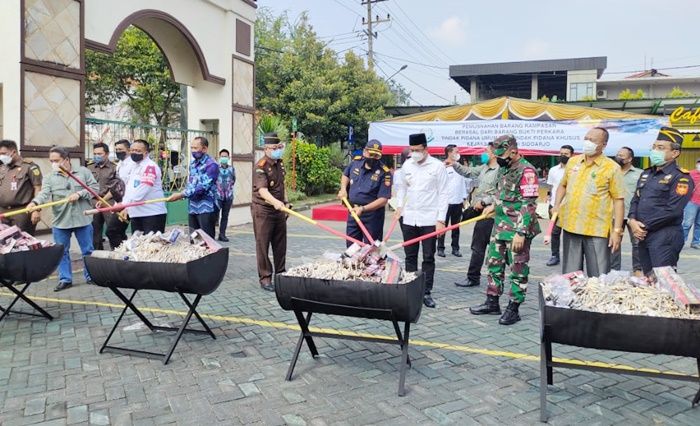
470,135,540,325
0,139,42,234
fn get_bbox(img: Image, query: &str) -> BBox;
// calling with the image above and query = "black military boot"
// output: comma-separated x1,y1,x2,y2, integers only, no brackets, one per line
469,295,501,315
498,300,521,325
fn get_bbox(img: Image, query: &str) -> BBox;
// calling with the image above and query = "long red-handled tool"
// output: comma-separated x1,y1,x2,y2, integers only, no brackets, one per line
59,165,110,207
387,214,487,251
543,212,558,245
383,196,406,243
341,197,375,245
281,205,367,247
84,197,170,215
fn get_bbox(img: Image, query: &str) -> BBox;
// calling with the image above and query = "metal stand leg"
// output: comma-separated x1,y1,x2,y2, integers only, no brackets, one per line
162,294,202,365
179,292,215,339
540,335,549,423
392,319,411,368
545,338,553,385
286,312,316,381
398,322,411,397
0,282,53,322
693,358,700,407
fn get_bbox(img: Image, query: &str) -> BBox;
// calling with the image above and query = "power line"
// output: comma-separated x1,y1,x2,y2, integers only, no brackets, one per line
373,50,448,70
362,0,390,70
389,1,457,65
375,58,451,103
604,64,700,75
372,49,446,80
375,60,423,106
332,0,363,17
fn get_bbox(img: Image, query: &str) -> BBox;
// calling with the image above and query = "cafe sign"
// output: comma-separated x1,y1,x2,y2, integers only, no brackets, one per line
670,106,700,127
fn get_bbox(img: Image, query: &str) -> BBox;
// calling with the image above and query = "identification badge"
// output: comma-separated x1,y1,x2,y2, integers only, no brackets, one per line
10,181,17,191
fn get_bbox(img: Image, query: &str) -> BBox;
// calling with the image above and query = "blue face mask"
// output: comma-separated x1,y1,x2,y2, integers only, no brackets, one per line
192,151,204,160
93,155,105,163
270,149,284,160
480,152,489,164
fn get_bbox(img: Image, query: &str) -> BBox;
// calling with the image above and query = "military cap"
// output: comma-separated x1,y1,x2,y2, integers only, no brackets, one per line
492,134,517,156
263,132,281,145
365,139,382,155
656,126,683,145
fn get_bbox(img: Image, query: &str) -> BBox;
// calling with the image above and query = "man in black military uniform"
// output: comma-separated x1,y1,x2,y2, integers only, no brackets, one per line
628,127,694,277
0,139,42,234
337,139,392,246
87,142,124,250
252,133,289,292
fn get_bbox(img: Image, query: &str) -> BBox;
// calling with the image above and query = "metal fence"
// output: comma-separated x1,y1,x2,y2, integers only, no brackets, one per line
84,118,217,192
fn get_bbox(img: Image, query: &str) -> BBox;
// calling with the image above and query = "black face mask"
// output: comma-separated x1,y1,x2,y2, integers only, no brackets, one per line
559,155,570,165
131,153,144,162
615,157,626,167
365,158,378,169
116,152,127,161
496,156,512,168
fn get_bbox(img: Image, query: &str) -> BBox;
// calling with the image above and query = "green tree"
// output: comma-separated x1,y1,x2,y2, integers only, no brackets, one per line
618,88,646,100
666,86,694,98
255,8,404,145
86,26,181,128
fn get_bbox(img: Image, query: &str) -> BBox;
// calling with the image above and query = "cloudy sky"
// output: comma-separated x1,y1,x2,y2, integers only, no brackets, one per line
260,0,700,105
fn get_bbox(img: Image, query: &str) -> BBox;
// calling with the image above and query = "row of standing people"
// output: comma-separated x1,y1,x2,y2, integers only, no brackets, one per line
0,137,235,291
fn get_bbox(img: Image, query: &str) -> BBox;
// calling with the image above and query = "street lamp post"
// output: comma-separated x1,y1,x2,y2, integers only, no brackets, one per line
386,64,408,81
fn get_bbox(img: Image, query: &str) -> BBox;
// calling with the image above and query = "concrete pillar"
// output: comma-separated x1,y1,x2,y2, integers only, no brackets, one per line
531,74,539,100
470,79,478,102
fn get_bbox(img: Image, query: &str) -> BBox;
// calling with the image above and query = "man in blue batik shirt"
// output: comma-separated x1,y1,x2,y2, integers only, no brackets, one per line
168,136,220,237
216,149,236,242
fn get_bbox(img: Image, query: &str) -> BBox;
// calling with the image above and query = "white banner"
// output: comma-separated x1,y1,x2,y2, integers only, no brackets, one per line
369,119,667,156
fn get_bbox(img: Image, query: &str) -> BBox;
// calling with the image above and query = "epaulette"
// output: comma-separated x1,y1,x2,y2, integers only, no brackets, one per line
86,160,95,166
353,155,362,160
256,158,267,167
382,165,390,172
680,167,690,174
21,159,34,165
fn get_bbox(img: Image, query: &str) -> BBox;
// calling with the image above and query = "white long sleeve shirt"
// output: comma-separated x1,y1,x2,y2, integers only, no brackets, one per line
445,165,469,205
122,157,167,218
395,155,449,227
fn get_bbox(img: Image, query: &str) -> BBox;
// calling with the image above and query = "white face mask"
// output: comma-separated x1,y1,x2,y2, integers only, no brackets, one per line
451,153,460,161
411,151,426,163
0,154,12,165
51,161,61,172
696,164,700,172
582,140,598,156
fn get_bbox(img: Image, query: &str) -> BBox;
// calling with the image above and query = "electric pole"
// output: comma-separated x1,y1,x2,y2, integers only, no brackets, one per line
361,0,390,70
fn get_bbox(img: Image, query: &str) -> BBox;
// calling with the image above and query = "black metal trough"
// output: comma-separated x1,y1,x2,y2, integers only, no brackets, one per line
275,272,425,396
538,283,700,422
0,244,63,323
84,248,229,364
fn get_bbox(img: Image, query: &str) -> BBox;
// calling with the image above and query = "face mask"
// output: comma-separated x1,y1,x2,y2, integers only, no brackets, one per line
365,158,378,168
116,152,127,161
559,155,570,165
696,164,700,172
192,151,204,160
51,162,61,172
615,157,626,167
220,157,229,166
270,149,284,160
480,152,489,164
649,149,667,167
496,156,512,168
451,153,461,161
582,140,598,156
93,155,105,164
411,151,425,163
0,154,12,165
131,153,144,163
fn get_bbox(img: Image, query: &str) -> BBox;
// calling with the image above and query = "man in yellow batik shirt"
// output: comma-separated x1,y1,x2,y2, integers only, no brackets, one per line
551,127,625,277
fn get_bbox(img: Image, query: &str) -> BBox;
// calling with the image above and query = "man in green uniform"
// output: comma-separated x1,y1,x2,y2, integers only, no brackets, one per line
0,140,43,234
470,135,540,325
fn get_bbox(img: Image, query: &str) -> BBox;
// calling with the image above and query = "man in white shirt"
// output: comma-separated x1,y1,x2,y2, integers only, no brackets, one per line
437,144,469,258
395,133,449,308
120,139,168,233
545,144,573,266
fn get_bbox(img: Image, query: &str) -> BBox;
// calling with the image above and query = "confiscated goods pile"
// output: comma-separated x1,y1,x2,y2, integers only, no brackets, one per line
91,228,220,263
285,243,416,284
0,224,53,254
542,270,700,319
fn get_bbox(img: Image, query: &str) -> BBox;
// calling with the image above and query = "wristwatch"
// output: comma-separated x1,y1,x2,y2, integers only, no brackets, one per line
613,227,623,234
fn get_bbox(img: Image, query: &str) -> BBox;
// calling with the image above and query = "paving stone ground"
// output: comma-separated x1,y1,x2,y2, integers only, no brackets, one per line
2,209,700,425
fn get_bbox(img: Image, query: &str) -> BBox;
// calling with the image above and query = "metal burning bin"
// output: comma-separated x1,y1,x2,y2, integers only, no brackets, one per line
0,244,63,323
275,272,425,396
84,248,228,364
538,284,700,422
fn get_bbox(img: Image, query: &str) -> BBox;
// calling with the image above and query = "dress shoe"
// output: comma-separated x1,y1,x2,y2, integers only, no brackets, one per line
260,280,275,292
423,294,436,308
452,249,462,257
469,295,501,315
692,244,700,250
86,279,95,285
436,248,446,258
455,279,479,287
546,256,560,266
218,235,230,242
54,281,73,292
498,301,521,325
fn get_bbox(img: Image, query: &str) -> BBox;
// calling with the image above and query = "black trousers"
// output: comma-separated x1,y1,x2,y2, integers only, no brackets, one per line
438,203,463,251
218,198,233,237
549,206,562,258
638,225,684,274
345,208,385,247
105,213,128,249
130,214,167,234
401,221,436,294
462,207,495,282
189,211,219,238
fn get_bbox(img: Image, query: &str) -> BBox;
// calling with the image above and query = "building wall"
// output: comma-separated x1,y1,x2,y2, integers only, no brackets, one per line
566,70,598,101
0,0,22,142
598,81,700,100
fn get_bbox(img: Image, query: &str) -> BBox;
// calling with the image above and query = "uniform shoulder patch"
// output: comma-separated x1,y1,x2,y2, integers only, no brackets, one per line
382,165,390,172
676,182,689,195
32,167,41,176
353,155,362,160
